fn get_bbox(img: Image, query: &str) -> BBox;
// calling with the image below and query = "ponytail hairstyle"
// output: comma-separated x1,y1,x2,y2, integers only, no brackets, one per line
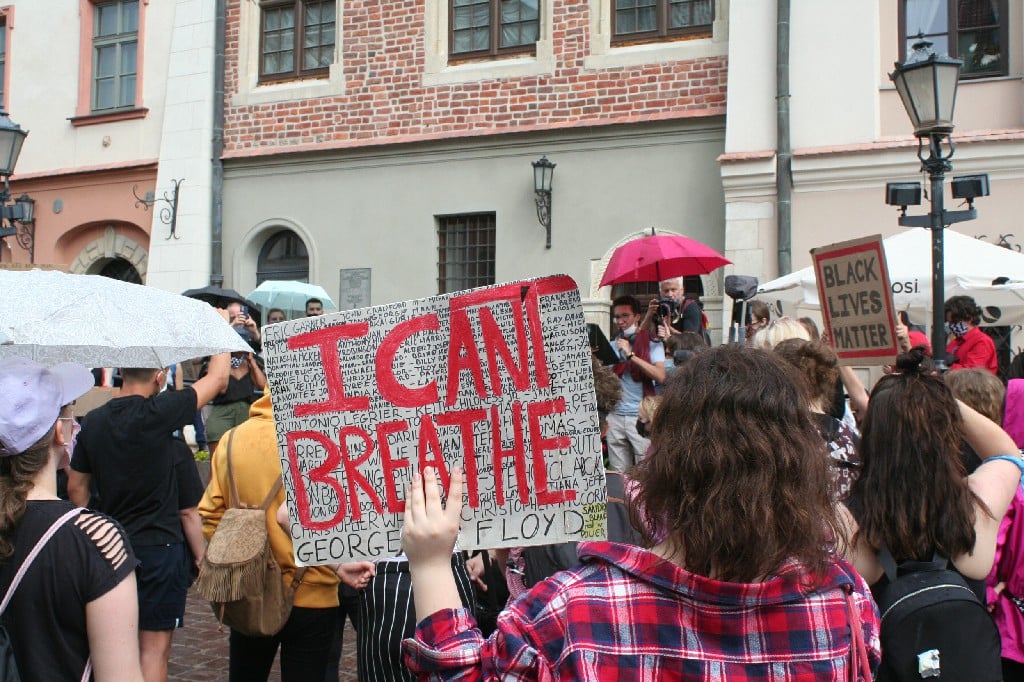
0,427,54,559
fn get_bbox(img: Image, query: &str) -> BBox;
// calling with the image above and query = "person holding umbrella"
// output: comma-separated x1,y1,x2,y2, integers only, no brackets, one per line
68,352,230,682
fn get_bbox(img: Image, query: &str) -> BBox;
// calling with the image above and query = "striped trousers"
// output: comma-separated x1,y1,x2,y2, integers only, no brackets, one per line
356,554,476,682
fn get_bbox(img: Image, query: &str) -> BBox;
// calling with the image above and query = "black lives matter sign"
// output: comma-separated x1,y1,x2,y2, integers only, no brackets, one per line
262,275,607,564
812,235,899,365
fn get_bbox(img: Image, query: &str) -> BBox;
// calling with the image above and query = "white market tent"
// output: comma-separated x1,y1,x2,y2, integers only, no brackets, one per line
758,228,1024,328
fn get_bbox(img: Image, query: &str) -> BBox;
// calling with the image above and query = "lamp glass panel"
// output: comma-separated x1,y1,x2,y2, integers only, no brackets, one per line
542,164,553,191
534,163,544,192
934,61,960,122
0,127,23,176
903,64,942,129
892,71,921,129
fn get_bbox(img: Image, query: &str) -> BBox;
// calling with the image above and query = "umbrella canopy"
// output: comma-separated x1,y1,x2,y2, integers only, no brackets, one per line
247,280,337,316
758,228,1024,326
182,285,262,326
600,233,731,287
0,269,252,368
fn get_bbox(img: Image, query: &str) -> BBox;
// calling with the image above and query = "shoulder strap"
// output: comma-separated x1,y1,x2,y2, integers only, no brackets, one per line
224,429,240,509
225,427,282,511
260,477,283,511
0,506,83,614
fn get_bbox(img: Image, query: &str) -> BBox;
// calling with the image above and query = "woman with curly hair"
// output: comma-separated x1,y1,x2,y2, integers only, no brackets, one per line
841,349,1022,680
773,338,861,499
945,295,998,374
402,345,880,680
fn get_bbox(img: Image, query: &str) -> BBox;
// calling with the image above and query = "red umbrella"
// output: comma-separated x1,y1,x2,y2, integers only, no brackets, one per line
599,232,731,287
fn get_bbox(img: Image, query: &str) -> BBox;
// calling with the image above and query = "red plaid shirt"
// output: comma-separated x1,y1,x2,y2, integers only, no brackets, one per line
404,542,879,681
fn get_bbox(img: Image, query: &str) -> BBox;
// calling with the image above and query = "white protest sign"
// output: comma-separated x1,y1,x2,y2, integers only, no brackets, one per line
263,275,607,564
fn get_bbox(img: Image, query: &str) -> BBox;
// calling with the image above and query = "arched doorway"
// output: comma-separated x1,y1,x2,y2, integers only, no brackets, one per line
96,257,142,284
257,230,309,284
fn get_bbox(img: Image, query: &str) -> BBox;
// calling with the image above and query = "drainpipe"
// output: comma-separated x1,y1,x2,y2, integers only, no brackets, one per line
210,0,226,287
776,0,792,275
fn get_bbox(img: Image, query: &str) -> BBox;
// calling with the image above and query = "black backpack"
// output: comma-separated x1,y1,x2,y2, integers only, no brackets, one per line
874,544,1002,681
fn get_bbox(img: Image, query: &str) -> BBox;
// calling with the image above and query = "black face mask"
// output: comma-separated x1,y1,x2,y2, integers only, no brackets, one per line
635,419,649,438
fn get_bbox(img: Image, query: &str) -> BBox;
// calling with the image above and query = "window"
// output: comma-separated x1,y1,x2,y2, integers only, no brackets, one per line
450,0,539,59
437,213,496,294
259,0,335,82
92,0,138,112
901,0,1008,78
0,16,6,110
612,0,712,44
257,230,309,284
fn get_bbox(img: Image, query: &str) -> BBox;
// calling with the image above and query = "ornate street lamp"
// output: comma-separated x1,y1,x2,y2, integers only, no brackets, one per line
887,39,986,369
0,111,34,262
532,156,555,249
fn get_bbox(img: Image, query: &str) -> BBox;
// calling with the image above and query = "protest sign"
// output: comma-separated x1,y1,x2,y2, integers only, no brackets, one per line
812,235,899,365
263,275,607,564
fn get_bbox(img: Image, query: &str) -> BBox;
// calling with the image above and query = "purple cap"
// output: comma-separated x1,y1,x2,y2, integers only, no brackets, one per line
0,357,94,457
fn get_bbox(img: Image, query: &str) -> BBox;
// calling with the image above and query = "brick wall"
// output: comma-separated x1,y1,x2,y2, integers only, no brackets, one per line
223,0,728,154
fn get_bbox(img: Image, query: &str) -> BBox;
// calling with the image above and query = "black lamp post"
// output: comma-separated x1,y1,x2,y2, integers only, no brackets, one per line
0,110,32,262
887,39,986,370
532,156,555,249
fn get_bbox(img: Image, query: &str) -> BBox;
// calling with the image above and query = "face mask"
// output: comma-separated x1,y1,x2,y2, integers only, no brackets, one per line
623,325,637,336
230,355,246,369
635,419,649,439
949,321,969,338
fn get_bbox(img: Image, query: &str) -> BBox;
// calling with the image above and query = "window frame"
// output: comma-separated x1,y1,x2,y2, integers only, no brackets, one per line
0,10,8,112
898,0,1009,80
90,0,139,113
448,0,539,61
610,0,714,46
257,230,310,284
437,212,496,295
258,0,335,84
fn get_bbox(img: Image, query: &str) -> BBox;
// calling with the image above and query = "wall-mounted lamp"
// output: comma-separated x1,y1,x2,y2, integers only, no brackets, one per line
532,156,555,249
0,110,33,262
133,178,183,240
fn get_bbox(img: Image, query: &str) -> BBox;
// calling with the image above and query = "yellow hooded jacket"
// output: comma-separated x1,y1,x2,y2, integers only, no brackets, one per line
198,390,339,609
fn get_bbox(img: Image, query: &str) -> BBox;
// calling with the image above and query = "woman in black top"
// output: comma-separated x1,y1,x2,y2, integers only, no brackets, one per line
0,358,143,681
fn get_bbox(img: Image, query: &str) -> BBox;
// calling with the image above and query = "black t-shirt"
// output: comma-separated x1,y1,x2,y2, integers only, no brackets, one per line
72,388,197,547
0,501,138,680
173,437,204,510
670,299,703,334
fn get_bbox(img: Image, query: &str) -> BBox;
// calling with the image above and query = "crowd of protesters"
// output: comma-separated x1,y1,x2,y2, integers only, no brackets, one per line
4,286,1024,682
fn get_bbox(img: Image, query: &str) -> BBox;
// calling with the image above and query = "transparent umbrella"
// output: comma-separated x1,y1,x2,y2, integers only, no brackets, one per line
0,269,252,368
247,280,337,316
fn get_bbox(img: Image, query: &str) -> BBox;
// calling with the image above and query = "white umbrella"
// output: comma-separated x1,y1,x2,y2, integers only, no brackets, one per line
0,269,252,368
247,280,337,316
758,228,1024,326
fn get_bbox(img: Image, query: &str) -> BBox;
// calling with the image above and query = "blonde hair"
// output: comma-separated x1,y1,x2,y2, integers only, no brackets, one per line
945,368,1006,424
638,395,661,424
751,317,811,350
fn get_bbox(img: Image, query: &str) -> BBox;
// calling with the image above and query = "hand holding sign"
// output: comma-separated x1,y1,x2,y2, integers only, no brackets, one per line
404,467,464,570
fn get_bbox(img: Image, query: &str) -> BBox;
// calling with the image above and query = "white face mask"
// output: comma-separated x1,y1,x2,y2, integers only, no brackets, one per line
623,325,637,336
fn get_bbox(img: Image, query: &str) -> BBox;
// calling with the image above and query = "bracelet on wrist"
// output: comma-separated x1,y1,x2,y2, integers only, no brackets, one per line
627,353,636,360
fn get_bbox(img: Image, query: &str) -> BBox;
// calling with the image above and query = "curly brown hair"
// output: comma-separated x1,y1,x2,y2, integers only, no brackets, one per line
0,427,53,559
944,368,1005,425
772,339,839,411
631,345,837,583
852,349,984,560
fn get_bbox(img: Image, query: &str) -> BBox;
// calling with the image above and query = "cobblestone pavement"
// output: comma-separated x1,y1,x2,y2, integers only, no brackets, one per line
169,586,358,681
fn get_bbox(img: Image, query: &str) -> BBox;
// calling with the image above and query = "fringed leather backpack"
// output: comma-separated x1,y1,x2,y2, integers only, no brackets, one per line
194,430,305,637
